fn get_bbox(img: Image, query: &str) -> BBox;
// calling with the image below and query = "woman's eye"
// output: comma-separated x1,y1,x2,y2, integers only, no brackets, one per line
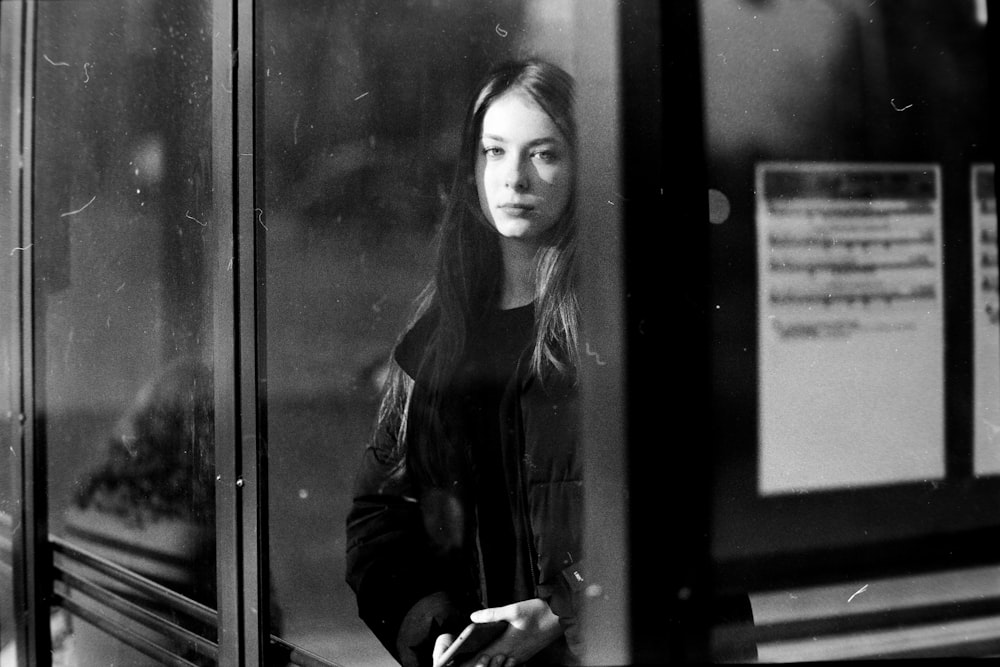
531,150,557,163
482,146,504,158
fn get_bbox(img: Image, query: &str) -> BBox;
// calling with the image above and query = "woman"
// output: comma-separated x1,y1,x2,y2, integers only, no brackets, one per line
346,59,583,667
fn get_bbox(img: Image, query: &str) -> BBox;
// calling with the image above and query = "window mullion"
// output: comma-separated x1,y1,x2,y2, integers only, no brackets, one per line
8,1,52,665
212,0,240,663
214,0,265,663
235,0,267,664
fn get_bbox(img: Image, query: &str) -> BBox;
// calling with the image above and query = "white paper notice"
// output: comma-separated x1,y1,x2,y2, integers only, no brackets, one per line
757,163,944,494
972,164,1000,476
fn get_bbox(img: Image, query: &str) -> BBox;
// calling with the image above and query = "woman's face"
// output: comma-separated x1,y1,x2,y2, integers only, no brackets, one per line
475,90,573,246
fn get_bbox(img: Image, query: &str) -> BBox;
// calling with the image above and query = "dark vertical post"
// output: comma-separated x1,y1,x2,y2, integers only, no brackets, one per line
236,0,268,662
10,1,52,665
214,0,267,662
621,0,713,662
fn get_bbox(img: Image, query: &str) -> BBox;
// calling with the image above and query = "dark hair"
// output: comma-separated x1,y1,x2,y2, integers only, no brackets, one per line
375,58,579,488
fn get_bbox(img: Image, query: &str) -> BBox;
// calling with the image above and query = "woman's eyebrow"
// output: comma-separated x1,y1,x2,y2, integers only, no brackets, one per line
480,133,561,146
526,137,560,147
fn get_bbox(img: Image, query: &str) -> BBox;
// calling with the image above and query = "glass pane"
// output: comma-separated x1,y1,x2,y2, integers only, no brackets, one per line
261,1,576,663
34,1,218,663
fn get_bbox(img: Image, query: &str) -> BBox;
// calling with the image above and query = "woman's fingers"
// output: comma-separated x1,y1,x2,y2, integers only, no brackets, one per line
469,606,506,624
433,633,455,666
464,599,561,666
469,653,508,667
471,598,553,629
469,601,522,624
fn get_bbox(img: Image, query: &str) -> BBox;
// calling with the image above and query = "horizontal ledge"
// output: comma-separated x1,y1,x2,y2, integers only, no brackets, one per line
269,634,346,667
56,593,203,667
50,533,218,627
757,614,1000,662
752,596,1000,643
53,567,218,661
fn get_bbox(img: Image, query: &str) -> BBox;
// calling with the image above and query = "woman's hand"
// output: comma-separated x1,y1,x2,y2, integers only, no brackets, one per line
432,632,456,667
451,598,563,667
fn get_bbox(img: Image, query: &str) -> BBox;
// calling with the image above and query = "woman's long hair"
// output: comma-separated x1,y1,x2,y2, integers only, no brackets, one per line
374,59,579,488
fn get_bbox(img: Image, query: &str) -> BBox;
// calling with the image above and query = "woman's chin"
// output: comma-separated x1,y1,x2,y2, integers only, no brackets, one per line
492,219,554,244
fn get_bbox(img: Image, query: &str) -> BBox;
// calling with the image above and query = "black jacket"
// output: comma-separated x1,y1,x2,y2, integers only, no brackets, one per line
346,321,583,666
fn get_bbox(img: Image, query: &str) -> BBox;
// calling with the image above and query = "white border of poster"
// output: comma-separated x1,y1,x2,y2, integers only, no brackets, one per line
972,163,999,476
756,162,945,495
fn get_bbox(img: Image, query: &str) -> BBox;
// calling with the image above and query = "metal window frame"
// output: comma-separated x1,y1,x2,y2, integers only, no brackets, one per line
212,0,270,663
4,1,52,665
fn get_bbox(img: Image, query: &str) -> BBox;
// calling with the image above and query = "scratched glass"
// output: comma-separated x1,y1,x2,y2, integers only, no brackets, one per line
260,1,575,662
33,2,217,664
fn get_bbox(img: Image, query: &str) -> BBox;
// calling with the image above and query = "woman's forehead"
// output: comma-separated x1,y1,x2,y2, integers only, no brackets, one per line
480,91,563,141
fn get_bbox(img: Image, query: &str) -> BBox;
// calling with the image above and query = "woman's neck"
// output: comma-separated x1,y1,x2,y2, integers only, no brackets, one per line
499,238,538,310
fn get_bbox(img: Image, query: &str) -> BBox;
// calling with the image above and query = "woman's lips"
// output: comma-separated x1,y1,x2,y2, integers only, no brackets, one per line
499,203,536,216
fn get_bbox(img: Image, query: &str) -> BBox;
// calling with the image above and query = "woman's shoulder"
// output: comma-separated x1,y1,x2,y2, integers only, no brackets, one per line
393,308,439,378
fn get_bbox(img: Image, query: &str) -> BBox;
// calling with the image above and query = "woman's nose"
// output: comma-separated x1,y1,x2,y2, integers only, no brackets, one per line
505,156,529,191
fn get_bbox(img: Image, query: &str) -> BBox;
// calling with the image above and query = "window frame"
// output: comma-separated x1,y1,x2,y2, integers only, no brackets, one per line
4,1,50,664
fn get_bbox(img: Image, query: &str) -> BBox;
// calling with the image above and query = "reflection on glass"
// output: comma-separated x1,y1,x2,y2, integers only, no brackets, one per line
262,1,574,663
34,1,217,663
